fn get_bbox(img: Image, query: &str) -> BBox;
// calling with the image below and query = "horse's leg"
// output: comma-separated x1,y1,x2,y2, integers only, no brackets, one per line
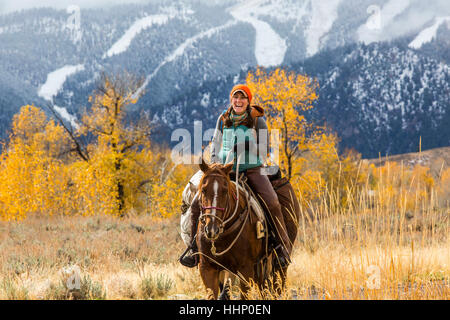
237,267,257,300
199,264,220,300
255,255,273,296
218,271,231,300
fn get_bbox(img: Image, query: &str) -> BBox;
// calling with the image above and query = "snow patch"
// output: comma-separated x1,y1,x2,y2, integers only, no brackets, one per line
38,64,84,128
409,17,450,49
53,105,78,129
304,0,341,57
228,0,341,60
38,64,85,102
229,0,288,66
103,14,173,58
230,10,287,67
136,21,238,97
231,0,306,21
233,74,240,84
200,93,210,108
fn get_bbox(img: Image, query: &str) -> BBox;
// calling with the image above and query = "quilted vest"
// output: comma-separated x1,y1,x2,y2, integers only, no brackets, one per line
218,124,262,172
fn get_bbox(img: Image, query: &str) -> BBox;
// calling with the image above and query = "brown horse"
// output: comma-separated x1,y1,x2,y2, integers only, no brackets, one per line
195,158,302,299
196,160,270,299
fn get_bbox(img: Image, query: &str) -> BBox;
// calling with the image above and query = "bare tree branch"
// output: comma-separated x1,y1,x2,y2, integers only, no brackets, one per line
46,103,90,162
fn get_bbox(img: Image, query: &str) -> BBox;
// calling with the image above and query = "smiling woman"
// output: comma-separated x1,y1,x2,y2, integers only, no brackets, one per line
229,3,287,67
180,84,293,275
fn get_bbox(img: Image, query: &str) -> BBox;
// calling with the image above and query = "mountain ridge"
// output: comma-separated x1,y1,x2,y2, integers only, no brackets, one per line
0,0,449,157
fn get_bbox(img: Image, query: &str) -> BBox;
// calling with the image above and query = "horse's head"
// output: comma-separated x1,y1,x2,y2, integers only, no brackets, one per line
198,158,234,241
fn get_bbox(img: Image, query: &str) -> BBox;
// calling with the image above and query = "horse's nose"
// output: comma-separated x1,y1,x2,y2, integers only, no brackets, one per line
205,223,219,239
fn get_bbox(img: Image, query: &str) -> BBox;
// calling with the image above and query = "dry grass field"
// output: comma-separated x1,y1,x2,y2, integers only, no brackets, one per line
0,196,448,300
0,147,449,300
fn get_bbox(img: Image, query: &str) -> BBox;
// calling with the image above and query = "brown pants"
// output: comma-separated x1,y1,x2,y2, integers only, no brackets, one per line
245,166,292,255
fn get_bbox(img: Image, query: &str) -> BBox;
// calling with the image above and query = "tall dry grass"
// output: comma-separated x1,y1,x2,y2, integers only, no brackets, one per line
0,214,203,300
245,160,449,300
0,163,448,300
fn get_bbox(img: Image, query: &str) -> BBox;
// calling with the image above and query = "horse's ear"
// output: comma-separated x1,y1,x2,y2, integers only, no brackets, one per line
222,161,234,175
188,181,196,193
199,157,210,173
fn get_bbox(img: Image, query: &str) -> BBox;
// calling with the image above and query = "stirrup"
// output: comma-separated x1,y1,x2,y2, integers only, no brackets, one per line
179,249,198,268
179,238,198,268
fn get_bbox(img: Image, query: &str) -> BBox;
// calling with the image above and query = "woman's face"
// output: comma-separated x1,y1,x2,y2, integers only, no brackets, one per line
231,91,249,115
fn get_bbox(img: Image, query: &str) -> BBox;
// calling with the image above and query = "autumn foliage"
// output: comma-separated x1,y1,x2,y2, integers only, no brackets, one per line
0,71,447,302
0,70,448,221
0,74,195,220
247,67,319,181
246,67,448,212
0,105,75,220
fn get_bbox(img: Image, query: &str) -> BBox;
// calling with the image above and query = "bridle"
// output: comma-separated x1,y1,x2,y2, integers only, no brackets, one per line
198,171,250,256
199,173,233,239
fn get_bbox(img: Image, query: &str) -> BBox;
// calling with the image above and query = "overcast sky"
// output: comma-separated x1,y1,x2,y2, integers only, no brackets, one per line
0,0,153,14
0,0,235,14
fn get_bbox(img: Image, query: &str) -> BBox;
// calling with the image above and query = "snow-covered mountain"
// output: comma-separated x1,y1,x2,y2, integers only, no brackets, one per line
310,42,450,156
0,0,449,157
159,41,450,158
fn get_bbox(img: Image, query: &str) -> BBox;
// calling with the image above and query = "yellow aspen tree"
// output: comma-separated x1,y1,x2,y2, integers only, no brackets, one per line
0,105,74,220
146,149,197,218
74,72,152,216
438,167,450,207
246,67,319,181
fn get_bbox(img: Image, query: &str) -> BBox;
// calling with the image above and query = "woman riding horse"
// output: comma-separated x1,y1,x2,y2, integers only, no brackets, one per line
180,84,292,269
